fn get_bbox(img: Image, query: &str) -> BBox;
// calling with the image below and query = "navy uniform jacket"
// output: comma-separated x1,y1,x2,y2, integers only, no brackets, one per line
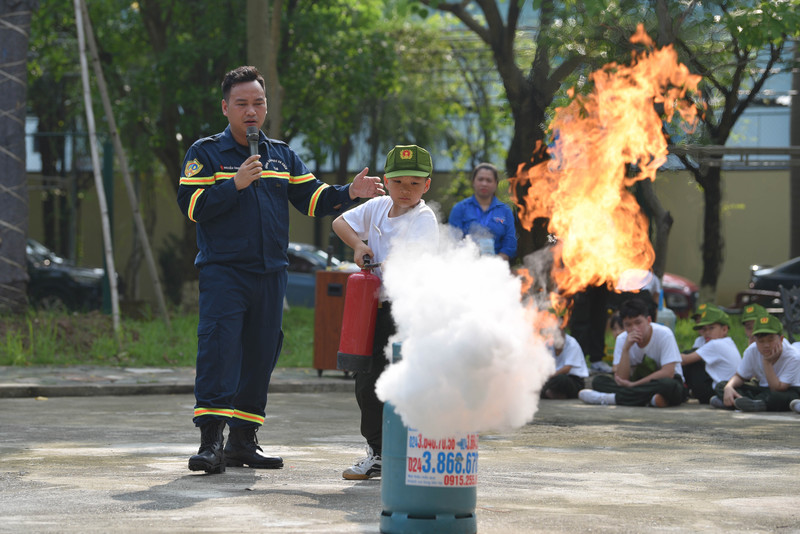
177,126,356,273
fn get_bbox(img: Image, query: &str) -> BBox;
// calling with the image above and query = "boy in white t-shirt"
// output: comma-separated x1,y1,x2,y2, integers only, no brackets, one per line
579,298,686,407
711,314,800,412
680,306,741,404
332,144,439,480
542,330,590,399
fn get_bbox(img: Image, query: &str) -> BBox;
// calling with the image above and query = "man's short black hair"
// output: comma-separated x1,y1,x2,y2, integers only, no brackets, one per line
221,66,266,101
618,298,651,320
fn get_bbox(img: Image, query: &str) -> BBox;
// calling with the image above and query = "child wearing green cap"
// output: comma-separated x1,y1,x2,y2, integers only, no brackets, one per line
680,306,741,404
332,144,439,480
711,314,800,411
740,303,767,345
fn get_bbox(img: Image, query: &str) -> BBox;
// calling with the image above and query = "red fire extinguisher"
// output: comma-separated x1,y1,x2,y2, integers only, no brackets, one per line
337,256,382,372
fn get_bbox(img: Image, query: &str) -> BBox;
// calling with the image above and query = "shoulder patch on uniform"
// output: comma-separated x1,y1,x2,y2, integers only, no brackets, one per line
184,159,203,177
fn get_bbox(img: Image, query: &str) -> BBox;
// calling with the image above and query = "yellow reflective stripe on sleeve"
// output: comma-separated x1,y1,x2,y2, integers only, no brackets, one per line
307,184,329,217
232,409,265,425
214,172,235,181
187,189,204,222
180,175,216,186
194,407,234,418
290,172,316,185
262,170,289,180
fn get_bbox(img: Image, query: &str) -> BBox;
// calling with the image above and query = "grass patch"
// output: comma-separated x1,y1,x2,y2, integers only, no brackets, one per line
0,307,752,369
0,306,315,368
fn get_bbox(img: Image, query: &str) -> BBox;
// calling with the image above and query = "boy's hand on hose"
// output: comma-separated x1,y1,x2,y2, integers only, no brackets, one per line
353,243,374,268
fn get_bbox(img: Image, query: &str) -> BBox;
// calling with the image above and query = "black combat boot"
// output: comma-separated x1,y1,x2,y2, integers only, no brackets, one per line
188,420,226,474
224,426,283,468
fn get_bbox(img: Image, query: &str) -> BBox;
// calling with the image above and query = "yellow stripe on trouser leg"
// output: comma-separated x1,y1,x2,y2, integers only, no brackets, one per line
194,407,234,419
232,409,265,425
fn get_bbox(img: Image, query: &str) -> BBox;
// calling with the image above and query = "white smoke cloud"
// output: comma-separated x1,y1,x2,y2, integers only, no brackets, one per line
375,230,555,438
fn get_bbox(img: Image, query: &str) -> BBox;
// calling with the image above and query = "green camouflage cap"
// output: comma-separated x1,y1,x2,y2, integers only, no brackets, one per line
693,306,730,329
692,302,716,319
751,314,783,336
384,145,432,179
740,303,767,323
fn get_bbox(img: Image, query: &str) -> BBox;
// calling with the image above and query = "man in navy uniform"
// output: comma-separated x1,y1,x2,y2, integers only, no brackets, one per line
177,66,383,474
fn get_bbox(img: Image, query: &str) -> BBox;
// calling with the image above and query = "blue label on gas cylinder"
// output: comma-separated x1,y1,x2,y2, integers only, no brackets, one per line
405,428,479,487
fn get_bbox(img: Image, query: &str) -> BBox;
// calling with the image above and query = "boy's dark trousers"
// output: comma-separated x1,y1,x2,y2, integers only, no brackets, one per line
714,381,800,411
592,374,687,406
682,360,715,404
541,374,584,399
354,303,395,456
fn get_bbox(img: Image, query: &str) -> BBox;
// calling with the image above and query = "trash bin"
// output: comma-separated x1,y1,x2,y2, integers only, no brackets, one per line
313,270,350,375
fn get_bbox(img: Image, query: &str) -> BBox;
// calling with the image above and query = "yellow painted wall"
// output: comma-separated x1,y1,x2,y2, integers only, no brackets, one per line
655,169,791,306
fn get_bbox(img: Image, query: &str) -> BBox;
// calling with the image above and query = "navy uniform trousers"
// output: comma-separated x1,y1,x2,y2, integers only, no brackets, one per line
193,263,287,429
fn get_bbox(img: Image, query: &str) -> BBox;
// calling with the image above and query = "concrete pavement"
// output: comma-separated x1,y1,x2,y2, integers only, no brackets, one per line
0,367,799,533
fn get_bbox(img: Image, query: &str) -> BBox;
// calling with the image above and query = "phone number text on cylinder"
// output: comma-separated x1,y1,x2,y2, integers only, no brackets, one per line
407,451,478,476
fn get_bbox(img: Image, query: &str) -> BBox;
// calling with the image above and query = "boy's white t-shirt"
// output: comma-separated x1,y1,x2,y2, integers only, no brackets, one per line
691,336,705,350
695,337,741,387
555,334,589,378
613,322,684,380
738,339,800,387
342,196,438,300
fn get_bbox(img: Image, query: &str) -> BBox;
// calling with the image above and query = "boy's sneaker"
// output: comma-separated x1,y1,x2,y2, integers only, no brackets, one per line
578,389,616,405
342,446,381,480
734,397,767,412
789,399,800,414
589,361,613,374
709,396,727,409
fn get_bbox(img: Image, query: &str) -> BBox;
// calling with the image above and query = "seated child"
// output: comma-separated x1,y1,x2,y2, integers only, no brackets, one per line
740,303,767,345
541,330,590,399
579,298,686,408
690,302,712,350
680,306,741,404
710,314,800,412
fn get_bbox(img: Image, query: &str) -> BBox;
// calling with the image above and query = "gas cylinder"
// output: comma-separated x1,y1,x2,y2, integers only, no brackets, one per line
381,342,478,534
337,258,381,372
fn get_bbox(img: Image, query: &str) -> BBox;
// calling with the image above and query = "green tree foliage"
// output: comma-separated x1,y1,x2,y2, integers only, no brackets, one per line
654,0,800,298
27,0,506,302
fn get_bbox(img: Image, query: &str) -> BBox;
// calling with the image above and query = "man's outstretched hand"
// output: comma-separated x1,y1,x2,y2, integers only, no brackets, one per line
349,167,385,200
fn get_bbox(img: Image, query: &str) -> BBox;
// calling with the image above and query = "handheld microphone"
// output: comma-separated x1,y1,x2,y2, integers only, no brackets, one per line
246,126,260,156
246,126,260,187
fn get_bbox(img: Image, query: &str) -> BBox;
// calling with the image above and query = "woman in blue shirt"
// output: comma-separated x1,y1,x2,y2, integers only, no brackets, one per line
448,163,517,261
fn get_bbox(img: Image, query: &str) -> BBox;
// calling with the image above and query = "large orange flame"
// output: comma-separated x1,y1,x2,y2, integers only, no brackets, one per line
512,24,700,302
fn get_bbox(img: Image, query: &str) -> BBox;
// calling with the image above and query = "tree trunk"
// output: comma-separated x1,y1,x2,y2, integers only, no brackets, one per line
791,41,800,257
698,164,724,302
247,0,284,139
0,0,38,314
638,179,673,279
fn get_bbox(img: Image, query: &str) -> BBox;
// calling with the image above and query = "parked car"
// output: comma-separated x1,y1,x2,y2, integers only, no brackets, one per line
26,238,109,311
727,257,800,312
286,242,357,307
662,272,700,319
748,257,800,292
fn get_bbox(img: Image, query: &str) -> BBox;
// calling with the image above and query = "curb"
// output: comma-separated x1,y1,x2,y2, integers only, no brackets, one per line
0,377,355,399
